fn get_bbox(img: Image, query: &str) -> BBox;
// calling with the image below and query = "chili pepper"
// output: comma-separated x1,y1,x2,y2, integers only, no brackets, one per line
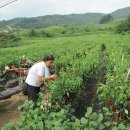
112,105,116,112
107,99,111,108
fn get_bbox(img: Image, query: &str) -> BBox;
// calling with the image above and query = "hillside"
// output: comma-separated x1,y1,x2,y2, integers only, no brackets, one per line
0,7,130,29
111,7,130,19
0,13,105,29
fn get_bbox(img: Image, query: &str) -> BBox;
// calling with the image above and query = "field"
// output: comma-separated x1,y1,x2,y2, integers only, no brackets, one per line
0,23,130,130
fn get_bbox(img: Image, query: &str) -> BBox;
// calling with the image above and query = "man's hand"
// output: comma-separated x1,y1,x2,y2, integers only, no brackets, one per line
38,74,59,82
50,74,59,79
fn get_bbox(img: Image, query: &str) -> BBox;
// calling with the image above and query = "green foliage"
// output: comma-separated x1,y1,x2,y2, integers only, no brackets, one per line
115,15,130,33
1,28,130,129
29,28,38,37
0,13,104,29
100,14,113,24
0,93,109,130
97,44,130,108
2,99,126,130
0,32,21,48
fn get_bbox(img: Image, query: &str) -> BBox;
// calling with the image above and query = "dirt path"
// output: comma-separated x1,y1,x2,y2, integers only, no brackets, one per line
0,92,27,129
74,79,98,118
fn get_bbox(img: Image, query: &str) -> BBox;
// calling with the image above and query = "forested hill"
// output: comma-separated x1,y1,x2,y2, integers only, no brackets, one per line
0,7,130,29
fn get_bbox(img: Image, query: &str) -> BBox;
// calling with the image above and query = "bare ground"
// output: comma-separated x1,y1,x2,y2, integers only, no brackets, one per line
0,92,27,129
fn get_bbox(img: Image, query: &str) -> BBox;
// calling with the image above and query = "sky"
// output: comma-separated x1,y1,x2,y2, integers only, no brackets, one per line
0,0,130,20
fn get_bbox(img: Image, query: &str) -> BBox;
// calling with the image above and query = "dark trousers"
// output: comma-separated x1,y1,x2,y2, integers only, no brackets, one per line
23,82,28,95
26,83,40,102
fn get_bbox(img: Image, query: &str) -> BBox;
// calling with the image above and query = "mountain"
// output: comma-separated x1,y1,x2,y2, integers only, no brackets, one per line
0,13,105,29
111,7,130,20
0,7,130,29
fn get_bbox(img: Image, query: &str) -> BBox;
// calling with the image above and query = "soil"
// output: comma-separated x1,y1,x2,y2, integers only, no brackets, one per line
0,92,27,129
74,45,107,118
74,79,99,118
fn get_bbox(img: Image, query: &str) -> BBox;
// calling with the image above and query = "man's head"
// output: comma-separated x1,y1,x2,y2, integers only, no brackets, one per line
43,54,54,67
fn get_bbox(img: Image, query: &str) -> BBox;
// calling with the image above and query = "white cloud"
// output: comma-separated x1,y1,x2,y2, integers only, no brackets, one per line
0,0,130,20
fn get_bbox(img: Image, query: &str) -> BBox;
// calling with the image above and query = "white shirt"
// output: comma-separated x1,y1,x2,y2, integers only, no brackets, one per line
25,61,50,87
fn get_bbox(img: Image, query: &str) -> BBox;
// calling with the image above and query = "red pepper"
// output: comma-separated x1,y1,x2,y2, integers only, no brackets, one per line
112,105,116,112
107,99,111,108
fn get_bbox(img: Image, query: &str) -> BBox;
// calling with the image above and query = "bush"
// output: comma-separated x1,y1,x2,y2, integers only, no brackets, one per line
0,32,21,48
100,14,113,24
29,28,38,37
115,15,130,33
40,30,53,37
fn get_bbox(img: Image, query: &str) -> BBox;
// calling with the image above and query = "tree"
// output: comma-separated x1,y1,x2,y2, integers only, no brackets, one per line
100,14,113,24
115,15,130,33
29,29,38,37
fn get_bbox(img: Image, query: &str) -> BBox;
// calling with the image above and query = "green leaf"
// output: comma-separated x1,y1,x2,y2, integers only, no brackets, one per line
91,112,98,120
80,117,88,125
70,108,75,113
118,123,126,129
60,109,65,115
124,109,128,115
34,114,37,119
75,119,80,126
87,107,92,115
126,126,130,130
37,102,40,106
112,127,118,130
98,113,103,122
38,121,43,129
99,123,105,130
71,116,76,121
89,121,98,127
102,107,109,111
85,113,89,118
76,127,80,130
104,121,111,127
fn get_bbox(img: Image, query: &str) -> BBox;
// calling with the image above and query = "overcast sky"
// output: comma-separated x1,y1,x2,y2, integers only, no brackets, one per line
0,0,130,20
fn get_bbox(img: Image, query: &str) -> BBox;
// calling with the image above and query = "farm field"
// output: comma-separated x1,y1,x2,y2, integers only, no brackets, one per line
0,28,130,130
1,0,130,129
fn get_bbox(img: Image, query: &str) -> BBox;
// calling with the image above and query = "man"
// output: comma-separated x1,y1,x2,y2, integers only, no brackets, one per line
25,54,58,102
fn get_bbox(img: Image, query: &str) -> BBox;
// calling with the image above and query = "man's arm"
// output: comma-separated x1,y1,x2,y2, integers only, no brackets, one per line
38,74,58,82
